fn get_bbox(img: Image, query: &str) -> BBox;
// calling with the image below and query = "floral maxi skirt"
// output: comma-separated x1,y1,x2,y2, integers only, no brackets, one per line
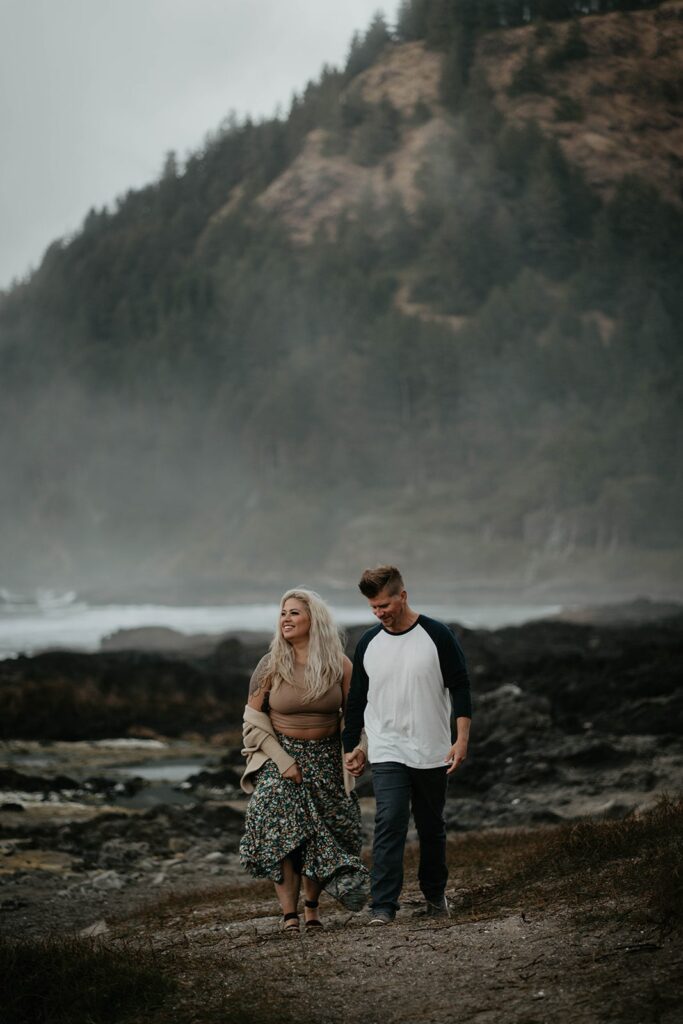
239,733,369,909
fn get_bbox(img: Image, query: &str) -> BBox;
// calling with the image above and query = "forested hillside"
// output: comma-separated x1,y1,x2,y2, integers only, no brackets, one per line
1,0,681,600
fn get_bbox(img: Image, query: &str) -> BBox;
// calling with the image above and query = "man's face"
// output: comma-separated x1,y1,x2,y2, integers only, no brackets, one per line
368,587,407,631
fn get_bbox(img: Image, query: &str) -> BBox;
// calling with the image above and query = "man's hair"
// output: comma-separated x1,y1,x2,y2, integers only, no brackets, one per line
358,565,404,599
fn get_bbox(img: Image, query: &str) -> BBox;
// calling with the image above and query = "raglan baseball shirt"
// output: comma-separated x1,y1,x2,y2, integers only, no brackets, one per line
342,615,472,769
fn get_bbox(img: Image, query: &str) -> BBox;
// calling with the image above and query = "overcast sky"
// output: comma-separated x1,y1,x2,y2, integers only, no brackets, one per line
0,0,396,289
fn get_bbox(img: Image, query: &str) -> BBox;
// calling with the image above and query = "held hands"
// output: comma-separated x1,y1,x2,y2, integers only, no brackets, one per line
445,739,468,775
344,747,366,778
281,762,303,784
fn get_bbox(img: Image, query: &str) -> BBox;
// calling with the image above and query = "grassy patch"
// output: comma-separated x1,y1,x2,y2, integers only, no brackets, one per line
0,935,175,1024
443,795,683,927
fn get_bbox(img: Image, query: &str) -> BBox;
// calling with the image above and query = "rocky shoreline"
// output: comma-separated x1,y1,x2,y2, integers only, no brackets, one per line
1,605,681,940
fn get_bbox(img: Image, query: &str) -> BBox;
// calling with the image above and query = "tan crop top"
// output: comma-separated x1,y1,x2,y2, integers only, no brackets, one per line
251,656,342,732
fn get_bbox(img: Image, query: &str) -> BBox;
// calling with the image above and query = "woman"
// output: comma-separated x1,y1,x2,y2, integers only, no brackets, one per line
239,588,368,933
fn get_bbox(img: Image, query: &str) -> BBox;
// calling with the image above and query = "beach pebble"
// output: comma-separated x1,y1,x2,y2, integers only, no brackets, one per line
91,870,124,891
80,919,109,937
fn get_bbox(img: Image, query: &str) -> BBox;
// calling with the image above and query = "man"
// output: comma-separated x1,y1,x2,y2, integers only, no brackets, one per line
342,565,471,925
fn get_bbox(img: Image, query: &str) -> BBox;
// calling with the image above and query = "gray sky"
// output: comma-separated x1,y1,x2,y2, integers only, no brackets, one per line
0,0,395,289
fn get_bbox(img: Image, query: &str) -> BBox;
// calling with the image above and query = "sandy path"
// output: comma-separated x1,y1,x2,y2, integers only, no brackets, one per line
134,874,680,1024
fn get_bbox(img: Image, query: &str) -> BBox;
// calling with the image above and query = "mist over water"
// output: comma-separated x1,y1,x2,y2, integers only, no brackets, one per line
0,593,562,658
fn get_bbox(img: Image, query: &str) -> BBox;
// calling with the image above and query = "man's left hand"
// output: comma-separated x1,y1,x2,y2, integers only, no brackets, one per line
445,740,467,774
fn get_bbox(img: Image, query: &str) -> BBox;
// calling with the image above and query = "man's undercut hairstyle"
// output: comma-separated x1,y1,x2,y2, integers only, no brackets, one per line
358,565,404,599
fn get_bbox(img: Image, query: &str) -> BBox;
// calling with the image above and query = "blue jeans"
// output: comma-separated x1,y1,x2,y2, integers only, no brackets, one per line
370,761,448,915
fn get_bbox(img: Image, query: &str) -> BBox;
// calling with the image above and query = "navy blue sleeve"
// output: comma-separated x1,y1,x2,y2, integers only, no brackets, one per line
341,626,380,751
420,615,472,719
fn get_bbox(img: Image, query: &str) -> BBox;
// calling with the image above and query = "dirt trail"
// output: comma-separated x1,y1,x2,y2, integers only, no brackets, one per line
130,867,679,1024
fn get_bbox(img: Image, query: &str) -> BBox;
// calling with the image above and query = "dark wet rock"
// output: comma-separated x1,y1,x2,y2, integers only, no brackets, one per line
2,801,245,870
592,692,683,737
0,646,256,741
97,838,151,868
219,747,247,767
89,869,126,891
444,798,489,830
83,775,147,798
455,615,683,735
528,806,567,824
615,768,658,791
0,802,24,812
1,898,29,911
184,766,243,790
541,738,632,766
0,768,79,792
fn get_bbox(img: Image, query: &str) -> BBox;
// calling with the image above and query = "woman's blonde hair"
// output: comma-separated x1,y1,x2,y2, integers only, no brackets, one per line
267,587,345,702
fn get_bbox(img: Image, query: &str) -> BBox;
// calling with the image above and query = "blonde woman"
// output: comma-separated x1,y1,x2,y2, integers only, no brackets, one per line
239,588,368,933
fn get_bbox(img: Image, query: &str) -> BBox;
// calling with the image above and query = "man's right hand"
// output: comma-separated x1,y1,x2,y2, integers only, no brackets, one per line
344,748,366,777
282,762,303,783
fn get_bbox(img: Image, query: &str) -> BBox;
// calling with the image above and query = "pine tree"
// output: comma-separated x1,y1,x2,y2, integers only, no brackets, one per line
345,13,391,80
426,0,456,49
350,98,402,166
395,0,430,41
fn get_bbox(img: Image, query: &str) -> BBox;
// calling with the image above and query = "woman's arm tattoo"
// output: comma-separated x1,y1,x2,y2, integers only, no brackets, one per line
249,674,264,697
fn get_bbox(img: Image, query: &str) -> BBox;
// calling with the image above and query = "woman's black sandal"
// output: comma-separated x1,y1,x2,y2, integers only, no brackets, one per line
281,911,300,934
304,899,324,929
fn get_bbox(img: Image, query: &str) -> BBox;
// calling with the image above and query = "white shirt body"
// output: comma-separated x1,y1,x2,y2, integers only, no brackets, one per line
363,622,452,769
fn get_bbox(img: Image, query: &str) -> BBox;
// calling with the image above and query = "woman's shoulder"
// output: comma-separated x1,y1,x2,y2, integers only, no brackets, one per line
250,653,273,686
248,653,275,707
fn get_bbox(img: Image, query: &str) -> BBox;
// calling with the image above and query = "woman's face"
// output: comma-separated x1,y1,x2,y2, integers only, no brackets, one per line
280,598,311,644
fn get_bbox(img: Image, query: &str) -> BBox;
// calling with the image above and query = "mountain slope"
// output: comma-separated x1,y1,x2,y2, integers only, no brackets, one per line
0,1,681,600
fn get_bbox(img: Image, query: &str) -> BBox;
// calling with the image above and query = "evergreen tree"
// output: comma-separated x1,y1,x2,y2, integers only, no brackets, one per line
546,17,590,66
439,38,467,110
395,0,430,41
426,0,456,49
350,98,402,166
345,13,391,80
539,0,575,19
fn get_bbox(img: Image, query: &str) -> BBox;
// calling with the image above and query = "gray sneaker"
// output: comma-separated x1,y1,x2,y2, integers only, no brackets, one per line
368,910,394,926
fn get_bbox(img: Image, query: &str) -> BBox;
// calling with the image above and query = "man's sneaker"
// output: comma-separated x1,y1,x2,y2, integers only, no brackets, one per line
413,895,450,918
368,910,394,926
424,895,450,918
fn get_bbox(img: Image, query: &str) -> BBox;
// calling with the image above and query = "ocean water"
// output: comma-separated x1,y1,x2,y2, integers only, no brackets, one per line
0,592,561,658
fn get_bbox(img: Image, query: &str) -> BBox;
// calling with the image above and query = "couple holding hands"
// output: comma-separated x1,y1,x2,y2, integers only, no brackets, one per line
239,565,472,932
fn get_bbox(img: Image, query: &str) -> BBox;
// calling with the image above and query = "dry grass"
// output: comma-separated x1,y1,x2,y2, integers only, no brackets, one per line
117,879,273,928
438,795,683,927
0,935,174,1024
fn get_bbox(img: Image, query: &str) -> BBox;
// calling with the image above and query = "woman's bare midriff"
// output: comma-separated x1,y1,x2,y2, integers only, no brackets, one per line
277,724,340,741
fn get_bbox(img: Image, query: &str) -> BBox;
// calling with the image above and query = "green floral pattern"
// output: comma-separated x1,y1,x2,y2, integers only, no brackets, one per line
239,733,368,905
